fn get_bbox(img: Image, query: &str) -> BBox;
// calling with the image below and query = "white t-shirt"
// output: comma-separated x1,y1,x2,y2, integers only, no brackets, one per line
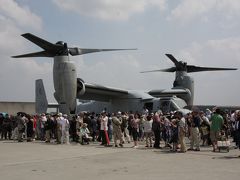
178,117,186,133
59,117,69,131
100,116,108,131
143,120,153,133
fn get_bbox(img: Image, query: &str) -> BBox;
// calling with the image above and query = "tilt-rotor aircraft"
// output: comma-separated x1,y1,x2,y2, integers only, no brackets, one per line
12,33,136,114
141,54,237,111
13,33,237,114
78,54,237,113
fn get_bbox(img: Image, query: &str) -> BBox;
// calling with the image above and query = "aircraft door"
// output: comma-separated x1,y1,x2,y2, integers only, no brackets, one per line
160,100,170,114
144,102,153,113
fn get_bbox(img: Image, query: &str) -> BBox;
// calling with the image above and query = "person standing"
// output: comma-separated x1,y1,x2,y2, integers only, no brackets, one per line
188,110,201,151
2,114,12,140
210,108,224,152
26,115,34,142
100,112,108,146
107,113,113,142
45,115,54,143
176,112,187,153
60,114,70,144
152,112,161,149
56,113,63,144
130,114,140,148
40,113,47,141
17,114,26,142
89,113,97,142
0,113,3,139
143,115,153,148
112,112,124,147
121,112,130,143
235,111,240,151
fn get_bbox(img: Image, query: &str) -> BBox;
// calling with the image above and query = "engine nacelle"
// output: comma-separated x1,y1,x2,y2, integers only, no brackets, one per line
77,78,86,96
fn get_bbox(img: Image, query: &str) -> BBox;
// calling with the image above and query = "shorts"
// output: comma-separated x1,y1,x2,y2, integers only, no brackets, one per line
210,131,220,142
132,128,138,141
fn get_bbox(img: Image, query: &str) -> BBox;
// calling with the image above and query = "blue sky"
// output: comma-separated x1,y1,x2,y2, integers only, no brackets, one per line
0,0,240,106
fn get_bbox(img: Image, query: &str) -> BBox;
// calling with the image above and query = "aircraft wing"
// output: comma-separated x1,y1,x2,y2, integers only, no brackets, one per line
78,82,129,102
148,89,190,97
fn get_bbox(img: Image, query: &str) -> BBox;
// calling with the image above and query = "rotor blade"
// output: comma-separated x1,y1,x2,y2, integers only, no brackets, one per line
140,67,176,73
12,51,53,58
165,54,179,66
187,65,238,73
69,48,137,56
21,33,61,51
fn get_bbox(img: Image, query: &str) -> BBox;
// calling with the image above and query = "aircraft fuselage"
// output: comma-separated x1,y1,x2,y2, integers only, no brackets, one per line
77,96,188,114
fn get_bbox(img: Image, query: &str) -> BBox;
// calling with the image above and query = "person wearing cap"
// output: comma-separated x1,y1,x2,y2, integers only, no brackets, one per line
188,109,201,151
56,113,65,144
121,112,130,143
79,123,91,144
61,114,70,144
175,111,187,153
112,112,124,147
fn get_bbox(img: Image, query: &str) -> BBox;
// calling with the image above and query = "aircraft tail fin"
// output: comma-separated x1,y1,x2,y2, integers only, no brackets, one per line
35,79,48,114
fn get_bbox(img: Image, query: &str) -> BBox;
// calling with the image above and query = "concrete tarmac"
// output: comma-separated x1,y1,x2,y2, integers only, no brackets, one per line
0,140,239,180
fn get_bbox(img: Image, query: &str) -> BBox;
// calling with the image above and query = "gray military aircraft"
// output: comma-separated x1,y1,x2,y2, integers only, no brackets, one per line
78,54,237,113
12,33,136,114
13,33,237,114
141,54,237,109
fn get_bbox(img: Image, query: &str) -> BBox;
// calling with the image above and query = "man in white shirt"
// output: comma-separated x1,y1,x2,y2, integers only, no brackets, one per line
176,111,187,153
100,112,108,145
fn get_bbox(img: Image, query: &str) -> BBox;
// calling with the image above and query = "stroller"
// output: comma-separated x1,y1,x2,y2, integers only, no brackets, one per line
217,131,230,152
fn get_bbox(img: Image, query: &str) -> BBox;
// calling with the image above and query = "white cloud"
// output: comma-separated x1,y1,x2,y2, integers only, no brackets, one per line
168,0,240,24
0,0,49,102
52,0,166,21
0,0,42,30
74,54,143,90
179,37,240,65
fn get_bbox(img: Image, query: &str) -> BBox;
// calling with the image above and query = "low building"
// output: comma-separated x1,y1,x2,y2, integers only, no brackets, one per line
0,102,35,115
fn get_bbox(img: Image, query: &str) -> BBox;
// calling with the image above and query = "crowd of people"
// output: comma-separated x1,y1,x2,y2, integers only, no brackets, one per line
0,108,240,153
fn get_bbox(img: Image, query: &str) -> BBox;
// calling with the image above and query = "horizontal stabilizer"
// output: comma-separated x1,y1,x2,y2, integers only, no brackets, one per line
148,89,190,97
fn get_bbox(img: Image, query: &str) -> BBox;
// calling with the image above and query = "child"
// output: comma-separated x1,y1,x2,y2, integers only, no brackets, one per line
143,115,153,147
79,123,92,145
169,119,178,152
200,121,210,146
